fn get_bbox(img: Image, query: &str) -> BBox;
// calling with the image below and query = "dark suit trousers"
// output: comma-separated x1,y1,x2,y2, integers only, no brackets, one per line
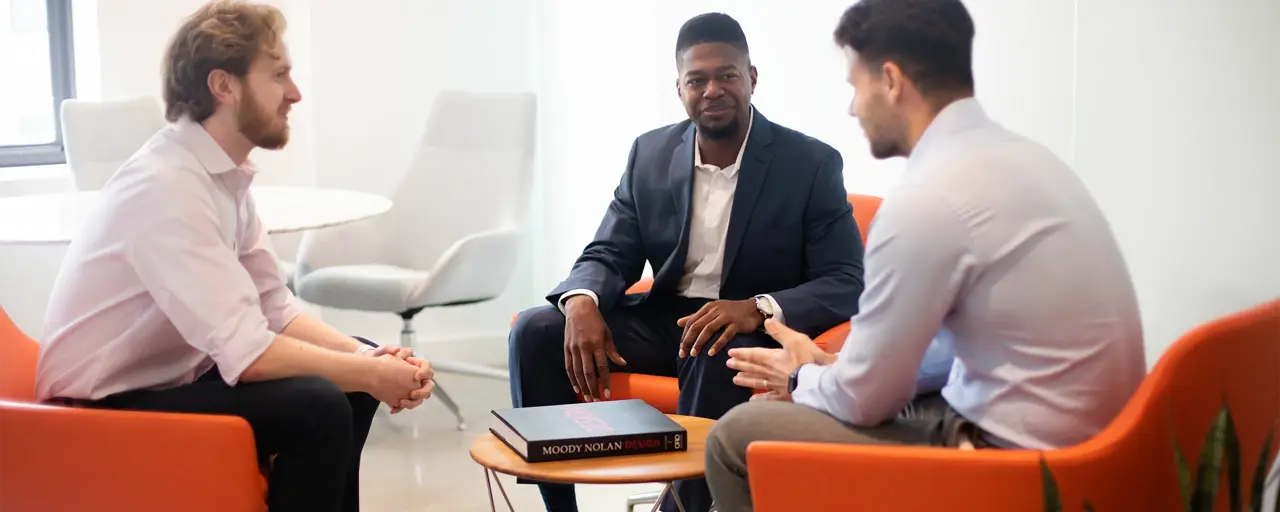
508,296,778,512
82,337,382,512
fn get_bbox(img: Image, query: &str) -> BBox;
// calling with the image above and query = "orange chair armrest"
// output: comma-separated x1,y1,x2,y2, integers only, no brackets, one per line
813,321,850,353
626,277,655,295
747,442,1052,511
0,401,265,512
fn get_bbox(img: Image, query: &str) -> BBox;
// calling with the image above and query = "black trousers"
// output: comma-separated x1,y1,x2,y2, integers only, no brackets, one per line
85,337,382,512
508,296,778,512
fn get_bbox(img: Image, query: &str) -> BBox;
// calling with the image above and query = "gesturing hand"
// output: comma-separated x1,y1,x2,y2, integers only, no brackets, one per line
563,296,626,402
726,319,826,394
676,299,764,358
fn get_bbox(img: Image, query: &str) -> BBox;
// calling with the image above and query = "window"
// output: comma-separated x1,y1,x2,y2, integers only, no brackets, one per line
0,0,74,167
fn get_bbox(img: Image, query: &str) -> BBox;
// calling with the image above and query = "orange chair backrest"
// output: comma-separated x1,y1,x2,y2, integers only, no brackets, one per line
1048,299,1280,510
0,308,39,402
846,193,882,245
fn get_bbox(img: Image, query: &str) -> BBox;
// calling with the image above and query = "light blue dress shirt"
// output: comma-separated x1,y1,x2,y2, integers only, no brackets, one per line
792,98,1146,450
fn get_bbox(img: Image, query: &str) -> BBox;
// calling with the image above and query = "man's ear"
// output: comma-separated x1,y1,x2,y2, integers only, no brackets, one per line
881,61,904,104
206,69,239,107
749,65,758,92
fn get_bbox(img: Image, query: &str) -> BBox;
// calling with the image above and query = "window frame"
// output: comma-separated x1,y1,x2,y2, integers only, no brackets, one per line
0,0,76,168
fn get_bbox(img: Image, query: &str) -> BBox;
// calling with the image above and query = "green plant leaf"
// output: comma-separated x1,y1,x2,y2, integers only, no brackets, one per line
1225,405,1243,512
1040,456,1063,512
1190,404,1230,512
1250,428,1275,512
1171,405,1193,512
1083,500,1097,512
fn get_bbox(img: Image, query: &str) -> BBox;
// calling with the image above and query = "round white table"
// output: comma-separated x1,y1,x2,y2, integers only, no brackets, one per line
0,186,393,245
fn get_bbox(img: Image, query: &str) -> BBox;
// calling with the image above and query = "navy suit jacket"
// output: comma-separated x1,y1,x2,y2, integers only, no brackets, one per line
548,108,864,337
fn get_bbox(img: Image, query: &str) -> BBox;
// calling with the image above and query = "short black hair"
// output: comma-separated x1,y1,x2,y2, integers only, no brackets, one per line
833,0,975,97
675,13,749,62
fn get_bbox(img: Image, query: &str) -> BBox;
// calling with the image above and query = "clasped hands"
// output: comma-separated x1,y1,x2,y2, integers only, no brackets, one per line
365,345,435,414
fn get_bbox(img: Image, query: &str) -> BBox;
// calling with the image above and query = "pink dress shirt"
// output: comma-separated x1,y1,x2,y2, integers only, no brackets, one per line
34,118,300,401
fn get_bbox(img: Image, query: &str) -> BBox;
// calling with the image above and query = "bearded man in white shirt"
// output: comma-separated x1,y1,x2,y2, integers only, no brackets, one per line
703,0,1147,510
34,2,433,511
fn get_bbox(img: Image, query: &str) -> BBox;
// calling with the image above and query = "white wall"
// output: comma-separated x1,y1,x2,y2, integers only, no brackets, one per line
1073,0,1280,356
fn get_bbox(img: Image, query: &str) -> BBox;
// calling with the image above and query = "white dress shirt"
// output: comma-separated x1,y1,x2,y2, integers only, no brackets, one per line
791,98,1146,450
34,117,300,401
561,110,784,322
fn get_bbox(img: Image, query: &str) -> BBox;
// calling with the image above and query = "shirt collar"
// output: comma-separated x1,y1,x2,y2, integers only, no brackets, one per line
908,97,988,168
694,106,754,178
172,116,260,177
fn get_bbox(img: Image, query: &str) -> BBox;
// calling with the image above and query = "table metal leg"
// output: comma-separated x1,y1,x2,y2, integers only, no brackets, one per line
647,481,685,512
492,469,515,511
484,467,497,512
670,483,686,512
483,468,515,512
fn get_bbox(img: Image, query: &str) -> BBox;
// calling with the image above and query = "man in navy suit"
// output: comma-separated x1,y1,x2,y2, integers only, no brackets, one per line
507,13,864,512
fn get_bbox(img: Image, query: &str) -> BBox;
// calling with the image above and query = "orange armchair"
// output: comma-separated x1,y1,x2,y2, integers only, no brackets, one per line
594,193,881,413
746,299,1280,511
0,308,267,512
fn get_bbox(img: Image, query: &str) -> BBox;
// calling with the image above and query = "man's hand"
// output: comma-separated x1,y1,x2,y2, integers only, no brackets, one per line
367,345,404,358
390,356,435,414
366,352,427,408
726,319,821,393
358,345,428,412
564,296,626,402
750,389,794,402
676,299,764,358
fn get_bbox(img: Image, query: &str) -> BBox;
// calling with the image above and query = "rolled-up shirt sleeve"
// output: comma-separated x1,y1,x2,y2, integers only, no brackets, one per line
121,171,276,385
238,194,301,332
791,185,976,426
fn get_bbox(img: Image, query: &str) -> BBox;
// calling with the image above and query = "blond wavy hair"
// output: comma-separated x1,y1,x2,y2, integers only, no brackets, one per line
161,0,286,123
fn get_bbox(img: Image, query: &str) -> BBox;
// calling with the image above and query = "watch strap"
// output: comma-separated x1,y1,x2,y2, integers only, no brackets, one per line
788,364,804,394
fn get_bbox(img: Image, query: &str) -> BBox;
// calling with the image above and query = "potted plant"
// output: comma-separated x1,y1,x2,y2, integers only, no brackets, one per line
1041,402,1279,511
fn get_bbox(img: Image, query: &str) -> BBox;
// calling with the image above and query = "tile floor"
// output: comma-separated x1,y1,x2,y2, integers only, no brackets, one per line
356,371,666,512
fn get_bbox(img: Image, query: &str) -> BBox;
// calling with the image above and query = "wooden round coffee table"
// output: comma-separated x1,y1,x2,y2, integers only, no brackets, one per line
469,414,714,512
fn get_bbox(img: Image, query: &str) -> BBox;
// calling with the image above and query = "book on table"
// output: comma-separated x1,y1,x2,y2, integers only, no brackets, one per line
489,399,687,463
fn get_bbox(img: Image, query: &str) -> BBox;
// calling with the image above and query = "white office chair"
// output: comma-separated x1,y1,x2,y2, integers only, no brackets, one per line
60,96,166,191
294,90,537,430
60,96,301,290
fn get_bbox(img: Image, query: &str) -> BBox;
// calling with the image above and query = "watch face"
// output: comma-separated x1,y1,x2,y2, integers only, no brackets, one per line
756,297,773,317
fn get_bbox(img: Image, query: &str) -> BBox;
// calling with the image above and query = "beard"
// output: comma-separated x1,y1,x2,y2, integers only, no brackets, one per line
868,135,905,160
696,117,740,141
860,101,907,160
238,88,289,150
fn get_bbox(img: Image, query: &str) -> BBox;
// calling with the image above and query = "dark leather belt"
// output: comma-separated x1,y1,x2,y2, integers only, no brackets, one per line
46,397,97,408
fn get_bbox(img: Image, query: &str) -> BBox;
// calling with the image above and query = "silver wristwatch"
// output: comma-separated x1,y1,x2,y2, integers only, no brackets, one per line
754,296,775,322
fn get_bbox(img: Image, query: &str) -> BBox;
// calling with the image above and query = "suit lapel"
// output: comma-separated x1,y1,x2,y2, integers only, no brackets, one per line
721,109,774,288
655,123,696,290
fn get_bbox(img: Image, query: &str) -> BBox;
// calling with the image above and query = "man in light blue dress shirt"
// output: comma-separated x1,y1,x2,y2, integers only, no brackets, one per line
704,0,1147,510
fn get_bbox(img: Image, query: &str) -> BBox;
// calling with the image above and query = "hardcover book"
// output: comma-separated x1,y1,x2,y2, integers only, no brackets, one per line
489,399,687,463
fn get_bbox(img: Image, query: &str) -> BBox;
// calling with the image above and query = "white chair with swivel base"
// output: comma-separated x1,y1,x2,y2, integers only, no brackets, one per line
293,90,536,430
